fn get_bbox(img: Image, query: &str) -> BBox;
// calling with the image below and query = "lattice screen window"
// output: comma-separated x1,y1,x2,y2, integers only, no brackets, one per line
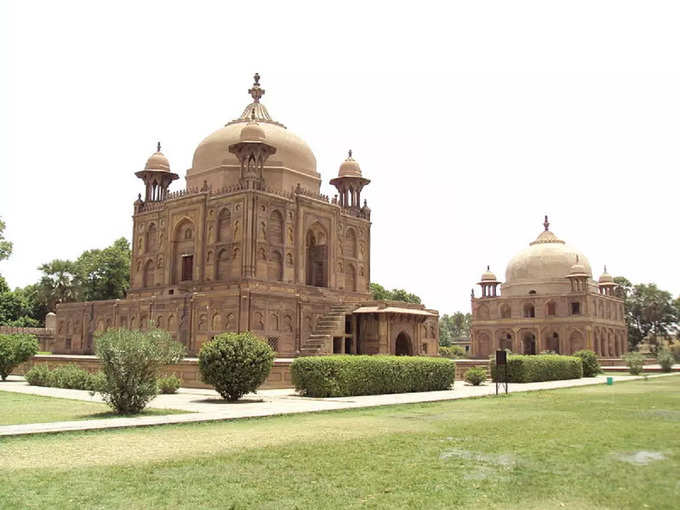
267,337,279,352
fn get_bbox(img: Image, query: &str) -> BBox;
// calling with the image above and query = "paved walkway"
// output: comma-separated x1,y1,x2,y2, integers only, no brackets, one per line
1,373,677,437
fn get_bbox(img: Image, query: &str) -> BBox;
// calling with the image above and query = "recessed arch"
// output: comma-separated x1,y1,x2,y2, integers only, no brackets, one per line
143,259,155,287
268,250,283,281
269,210,284,245
395,331,412,356
305,221,328,287
217,208,232,243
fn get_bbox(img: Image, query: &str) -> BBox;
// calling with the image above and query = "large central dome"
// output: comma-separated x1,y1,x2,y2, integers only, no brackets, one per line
187,74,319,191
502,217,592,296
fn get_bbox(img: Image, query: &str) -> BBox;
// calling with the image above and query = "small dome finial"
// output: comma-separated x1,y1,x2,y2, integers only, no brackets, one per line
604,264,608,273
157,141,161,153
576,255,579,263
544,215,550,231
487,265,490,271
248,73,265,103
348,149,353,159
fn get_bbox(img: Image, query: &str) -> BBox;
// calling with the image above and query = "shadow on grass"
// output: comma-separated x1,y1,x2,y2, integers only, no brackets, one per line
76,408,190,421
194,398,264,405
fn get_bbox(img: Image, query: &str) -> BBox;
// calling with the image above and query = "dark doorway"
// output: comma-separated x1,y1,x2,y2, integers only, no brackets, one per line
345,337,352,354
395,332,412,356
523,333,536,355
333,337,343,354
305,231,328,287
181,255,193,281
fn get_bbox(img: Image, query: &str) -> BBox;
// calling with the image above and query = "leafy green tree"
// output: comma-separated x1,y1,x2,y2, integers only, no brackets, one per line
0,333,38,380
369,283,421,304
0,218,12,262
34,238,131,312
616,278,677,351
74,237,131,301
438,312,471,346
36,259,79,311
95,328,185,414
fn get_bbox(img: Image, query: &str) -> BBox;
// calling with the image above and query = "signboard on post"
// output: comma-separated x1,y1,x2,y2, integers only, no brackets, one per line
495,350,508,395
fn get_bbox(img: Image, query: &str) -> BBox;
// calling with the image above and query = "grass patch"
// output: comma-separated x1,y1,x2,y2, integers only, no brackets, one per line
0,376,678,509
0,391,187,426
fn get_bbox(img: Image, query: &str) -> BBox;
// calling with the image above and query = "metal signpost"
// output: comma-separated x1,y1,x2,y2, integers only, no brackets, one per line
495,350,508,395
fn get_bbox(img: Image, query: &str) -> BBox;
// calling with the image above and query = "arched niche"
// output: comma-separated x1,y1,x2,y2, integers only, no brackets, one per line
305,221,328,287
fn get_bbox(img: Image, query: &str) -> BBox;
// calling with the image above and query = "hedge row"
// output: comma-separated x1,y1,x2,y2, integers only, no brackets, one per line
291,355,455,397
24,364,104,391
491,354,583,383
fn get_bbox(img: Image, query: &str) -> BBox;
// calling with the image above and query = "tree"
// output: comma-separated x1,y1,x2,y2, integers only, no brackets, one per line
616,278,677,351
0,333,38,380
0,218,12,262
33,238,131,312
369,283,421,304
438,312,471,346
35,259,79,311
74,237,131,301
95,328,185,414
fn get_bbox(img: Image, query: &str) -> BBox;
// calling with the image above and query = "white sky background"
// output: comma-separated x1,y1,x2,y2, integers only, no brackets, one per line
1,1,679,316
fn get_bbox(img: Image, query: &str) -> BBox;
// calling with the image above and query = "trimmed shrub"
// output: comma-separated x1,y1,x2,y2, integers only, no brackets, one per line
24,364,51,386
0,333,39,381
573,350,601,377
158,374,181,394
657,350,674,373
491,354,582,383
25,364,105,391
670,343,680,363
624,352,645,375
198,332,275,401
95,328,185,414
291,355,456,398
464,367,486,386
439,345,465,359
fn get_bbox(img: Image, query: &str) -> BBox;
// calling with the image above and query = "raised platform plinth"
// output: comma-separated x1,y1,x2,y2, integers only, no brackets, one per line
13,355,293,390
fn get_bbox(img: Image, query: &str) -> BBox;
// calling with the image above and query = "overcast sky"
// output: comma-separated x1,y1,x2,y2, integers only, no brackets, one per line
1,1,679,316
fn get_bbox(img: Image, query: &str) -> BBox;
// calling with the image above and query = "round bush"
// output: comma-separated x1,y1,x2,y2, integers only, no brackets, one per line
198,332,275,401
158,374,181,394
573,350,601,377
0,333,38,381
464,367,486,386
657,350,674,373
624,352,645,375
95,328,185,414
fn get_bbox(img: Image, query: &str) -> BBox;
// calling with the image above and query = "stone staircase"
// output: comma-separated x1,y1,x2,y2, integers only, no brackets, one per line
299,304,357,356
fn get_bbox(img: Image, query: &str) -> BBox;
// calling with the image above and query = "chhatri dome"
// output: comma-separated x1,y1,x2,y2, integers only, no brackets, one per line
503,216,593,296
338,150,362,177
144,142,171,171
188,73,318,191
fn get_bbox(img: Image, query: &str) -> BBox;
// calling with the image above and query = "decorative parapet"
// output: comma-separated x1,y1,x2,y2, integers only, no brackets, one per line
294,184,330,203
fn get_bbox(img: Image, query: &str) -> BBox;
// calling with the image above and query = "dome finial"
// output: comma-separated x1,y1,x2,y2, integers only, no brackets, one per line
487,265,490,271
604,264,608,273
544,215,550,231
576,255,579,263
348,149,352,159
248,73,265,103
157,141,161,153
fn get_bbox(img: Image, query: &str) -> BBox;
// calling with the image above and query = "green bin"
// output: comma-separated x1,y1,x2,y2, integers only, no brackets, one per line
606,377,613,385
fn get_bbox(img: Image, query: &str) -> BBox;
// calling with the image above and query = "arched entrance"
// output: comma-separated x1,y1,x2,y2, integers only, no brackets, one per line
523,333,536,355
395,332,412,356
305,222,328,287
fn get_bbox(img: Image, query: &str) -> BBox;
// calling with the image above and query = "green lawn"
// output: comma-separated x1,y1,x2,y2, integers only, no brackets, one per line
1,376,679,509
0,391,187,425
